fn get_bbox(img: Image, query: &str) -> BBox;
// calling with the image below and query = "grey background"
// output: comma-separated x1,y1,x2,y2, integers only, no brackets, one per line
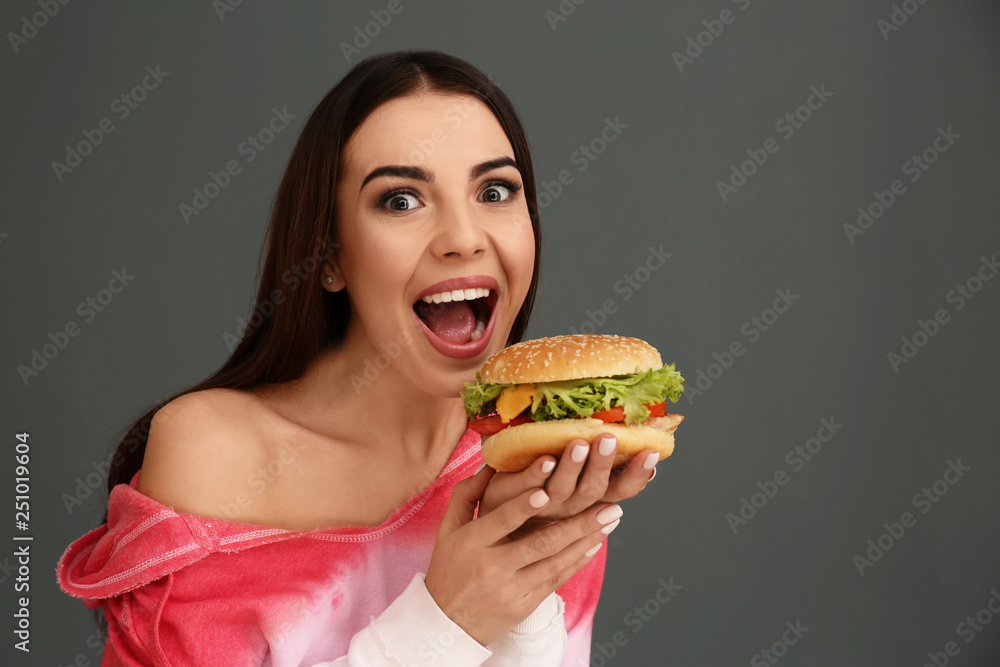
2,0,999,664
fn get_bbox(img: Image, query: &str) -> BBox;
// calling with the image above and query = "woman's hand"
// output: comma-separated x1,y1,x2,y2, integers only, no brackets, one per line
478,434,658,538
425,464,621,647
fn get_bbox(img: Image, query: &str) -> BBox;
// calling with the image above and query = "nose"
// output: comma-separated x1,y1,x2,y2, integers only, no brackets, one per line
430,197,487,259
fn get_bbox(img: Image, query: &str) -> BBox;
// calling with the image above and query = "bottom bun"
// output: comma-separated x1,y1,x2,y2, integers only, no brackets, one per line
480,414,683,472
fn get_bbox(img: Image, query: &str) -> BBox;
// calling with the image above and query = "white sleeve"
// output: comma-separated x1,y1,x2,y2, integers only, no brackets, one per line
482,590,568,666
307,572,567,666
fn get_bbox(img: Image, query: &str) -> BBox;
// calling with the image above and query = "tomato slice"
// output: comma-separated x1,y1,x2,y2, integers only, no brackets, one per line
591,401,667,423
468,413,534,435
647,402,667,418
591,406,625,423
472,401,669,431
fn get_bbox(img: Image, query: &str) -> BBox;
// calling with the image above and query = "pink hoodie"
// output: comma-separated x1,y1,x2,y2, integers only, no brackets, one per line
57,428,606,666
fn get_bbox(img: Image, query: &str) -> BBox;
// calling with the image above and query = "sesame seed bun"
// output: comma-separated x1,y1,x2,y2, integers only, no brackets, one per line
480,334,663,384
481,414,683,472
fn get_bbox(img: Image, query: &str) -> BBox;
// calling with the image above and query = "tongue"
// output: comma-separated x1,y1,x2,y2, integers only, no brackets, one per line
416,300,476,344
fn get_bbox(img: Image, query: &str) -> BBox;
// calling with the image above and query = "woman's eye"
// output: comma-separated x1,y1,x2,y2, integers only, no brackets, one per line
479,181,520,203
383,192,420,211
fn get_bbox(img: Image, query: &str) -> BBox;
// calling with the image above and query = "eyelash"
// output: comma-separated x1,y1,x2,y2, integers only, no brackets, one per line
482,178,524,200
376,179,524,211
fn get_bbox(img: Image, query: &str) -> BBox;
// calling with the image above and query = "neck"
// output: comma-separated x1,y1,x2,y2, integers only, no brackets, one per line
261,330,472,466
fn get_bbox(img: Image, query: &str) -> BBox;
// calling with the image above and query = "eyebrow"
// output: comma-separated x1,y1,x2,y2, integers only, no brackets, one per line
359,156,519,191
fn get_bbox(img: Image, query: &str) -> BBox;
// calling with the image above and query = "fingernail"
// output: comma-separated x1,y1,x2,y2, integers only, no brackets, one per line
529,490,550,508
598,436,616,457
601,518,621,535
585,542,603,557
643,453,659,470
572,444,589,463
475,462,486,474
648,466,657,482
540,460,555,474
596,504,623,524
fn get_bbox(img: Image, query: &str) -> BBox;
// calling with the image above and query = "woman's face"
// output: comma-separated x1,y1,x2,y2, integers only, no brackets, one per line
331,91,535,396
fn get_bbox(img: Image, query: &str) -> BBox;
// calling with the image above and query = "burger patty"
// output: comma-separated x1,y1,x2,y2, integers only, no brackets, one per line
644,413,684,433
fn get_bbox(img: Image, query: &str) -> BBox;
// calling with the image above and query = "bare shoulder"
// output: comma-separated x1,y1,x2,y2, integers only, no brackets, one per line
136,388,267,517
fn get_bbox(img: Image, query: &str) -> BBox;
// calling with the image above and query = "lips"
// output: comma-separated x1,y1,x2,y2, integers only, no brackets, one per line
413,276,500,359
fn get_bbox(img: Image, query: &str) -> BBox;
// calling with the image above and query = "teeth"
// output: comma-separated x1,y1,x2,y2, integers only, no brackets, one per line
421,287,491,304
469,317,486,341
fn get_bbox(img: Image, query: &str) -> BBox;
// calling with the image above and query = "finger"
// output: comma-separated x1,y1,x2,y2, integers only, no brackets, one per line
603,449,659,502
543,438,590,503
527,526,611,603
509,455,558,496
440,463,496,534
642,462,657,490
471,485,552,546
575,433,617,503
516,503,622,587
532,454,558,481
511,502,622,566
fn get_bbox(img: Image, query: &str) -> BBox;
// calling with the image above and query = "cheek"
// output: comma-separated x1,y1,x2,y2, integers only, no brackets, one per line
339,227,414,296
502,219,536,298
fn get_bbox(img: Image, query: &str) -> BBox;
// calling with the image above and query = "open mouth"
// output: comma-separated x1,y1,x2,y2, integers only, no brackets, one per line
413,286,499,346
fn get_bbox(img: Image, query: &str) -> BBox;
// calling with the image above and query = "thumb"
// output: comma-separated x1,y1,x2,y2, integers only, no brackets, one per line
440,463,495,534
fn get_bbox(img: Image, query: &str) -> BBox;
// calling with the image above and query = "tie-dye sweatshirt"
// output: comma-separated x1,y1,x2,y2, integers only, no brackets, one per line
57,428,606,666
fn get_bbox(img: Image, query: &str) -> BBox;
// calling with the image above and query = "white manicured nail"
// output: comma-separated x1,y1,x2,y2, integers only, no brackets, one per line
643,453,659,470
529,490,549,508
596,505,623,524
541,460,555,473
572,444,589,463
601,518,621,535
598,436,616,456
585,543,603,557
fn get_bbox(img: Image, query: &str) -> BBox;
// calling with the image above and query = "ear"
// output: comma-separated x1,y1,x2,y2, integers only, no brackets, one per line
323,259,347,292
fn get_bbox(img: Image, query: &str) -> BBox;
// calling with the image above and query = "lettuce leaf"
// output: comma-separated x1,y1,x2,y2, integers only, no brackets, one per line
461,364,685,424
460,372,507,418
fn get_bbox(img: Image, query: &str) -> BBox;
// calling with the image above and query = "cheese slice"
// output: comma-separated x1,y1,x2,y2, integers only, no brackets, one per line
496,384,537,423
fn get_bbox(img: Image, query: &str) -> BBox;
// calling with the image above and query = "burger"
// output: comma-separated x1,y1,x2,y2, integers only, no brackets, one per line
461,334,685,472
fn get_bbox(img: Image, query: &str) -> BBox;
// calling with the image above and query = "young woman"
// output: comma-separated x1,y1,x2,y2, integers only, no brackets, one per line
58,50,660,666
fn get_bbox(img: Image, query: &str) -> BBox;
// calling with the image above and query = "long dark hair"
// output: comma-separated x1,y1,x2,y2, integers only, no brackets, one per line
102,50,542,510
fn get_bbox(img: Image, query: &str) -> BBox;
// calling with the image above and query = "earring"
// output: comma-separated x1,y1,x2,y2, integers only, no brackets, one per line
325,276,333,285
